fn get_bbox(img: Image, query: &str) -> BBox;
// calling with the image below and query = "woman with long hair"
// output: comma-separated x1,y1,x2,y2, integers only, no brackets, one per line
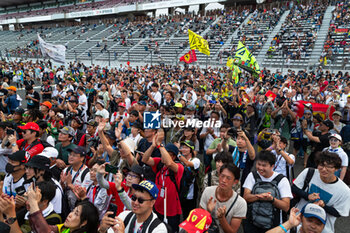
28,184,99,233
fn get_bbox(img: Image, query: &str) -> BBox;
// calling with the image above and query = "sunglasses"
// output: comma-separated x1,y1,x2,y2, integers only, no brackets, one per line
131,195,153,204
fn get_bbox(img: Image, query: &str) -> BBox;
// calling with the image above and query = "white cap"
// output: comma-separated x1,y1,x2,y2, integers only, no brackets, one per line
301,203,327,225
38,147,59,159
329,133,342,142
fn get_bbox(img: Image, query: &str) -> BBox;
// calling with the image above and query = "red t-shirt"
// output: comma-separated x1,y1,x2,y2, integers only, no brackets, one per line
107,181,129,216
152,157,184,216
16,139,44,158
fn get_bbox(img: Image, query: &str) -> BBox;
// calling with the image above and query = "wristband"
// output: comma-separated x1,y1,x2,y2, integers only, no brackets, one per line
279,224,288,233
11,143,16,147
117,188,124,193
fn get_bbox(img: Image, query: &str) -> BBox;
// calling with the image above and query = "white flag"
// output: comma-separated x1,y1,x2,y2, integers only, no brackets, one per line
38,34,66,64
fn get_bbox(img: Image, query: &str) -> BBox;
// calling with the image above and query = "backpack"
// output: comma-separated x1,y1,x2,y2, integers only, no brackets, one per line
247,171,285,230
123,211,173,233
19,139,53,151
64,166,90,183
179,159,205,200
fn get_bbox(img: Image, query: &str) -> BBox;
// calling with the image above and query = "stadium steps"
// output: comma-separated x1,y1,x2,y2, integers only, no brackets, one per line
215,12,252,60
89,24,115,40
308,5,335,67
257,10,290,65
143,22,190,62
118,35,151,62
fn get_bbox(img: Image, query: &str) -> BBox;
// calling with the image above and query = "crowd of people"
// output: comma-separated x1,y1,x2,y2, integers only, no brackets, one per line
0,58,347,233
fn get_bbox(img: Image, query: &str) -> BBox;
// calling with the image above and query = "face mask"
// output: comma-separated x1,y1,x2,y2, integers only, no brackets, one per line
5,163,19,174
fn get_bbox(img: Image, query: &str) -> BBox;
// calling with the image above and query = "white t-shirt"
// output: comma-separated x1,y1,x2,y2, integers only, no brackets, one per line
200,186,247,233
151,91,162,105
63,166,92,209
51,178,63,214
243,171,293,200
79,94,88,119
271,150,295,177
186,157,200,200
323,147,348,167
107,211,167,233
2,174,31,196
294,168,350,233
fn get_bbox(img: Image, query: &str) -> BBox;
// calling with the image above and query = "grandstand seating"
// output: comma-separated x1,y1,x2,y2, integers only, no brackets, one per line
320,0,350,70
0,1,346,71
262,3,326,68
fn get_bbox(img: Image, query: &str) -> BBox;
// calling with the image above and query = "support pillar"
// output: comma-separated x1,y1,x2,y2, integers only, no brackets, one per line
199,4,206,16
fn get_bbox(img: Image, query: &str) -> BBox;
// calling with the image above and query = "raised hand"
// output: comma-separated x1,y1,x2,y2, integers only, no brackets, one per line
207,196,217,213
288,208,302,227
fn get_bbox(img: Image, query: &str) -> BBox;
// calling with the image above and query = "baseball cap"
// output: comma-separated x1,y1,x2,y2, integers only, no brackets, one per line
18,122,40,132
329,133,342,142
165,143,179,156
105,130,116,140
67,146,86,156
9,151,30,164
14,108,25,115
25,155,51,171
7,86,17,92
322,119,334,130
301,203,327,225
332,111,342,116
132,180,159,200
181,140,195,150
73,116,84,125
38,147,59,159
60,126,75,137
186,105,196,111
179,208,212,233
87,119,98,127
232,113,243,121
138,101,147,106
174,102,183,108
96,100,105,107
118,102,126,108
130,164,144,178
40,101,52,109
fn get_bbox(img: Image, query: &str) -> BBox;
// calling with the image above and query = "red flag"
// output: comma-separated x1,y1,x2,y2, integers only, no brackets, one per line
179,50,197,64
293,101,335,120
265,90,277,101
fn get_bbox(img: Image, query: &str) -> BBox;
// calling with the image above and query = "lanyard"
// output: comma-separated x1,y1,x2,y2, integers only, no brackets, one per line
232,147,247,169
70,164,84,184
273,152,284,171
92,186,100,203
161,168,168,188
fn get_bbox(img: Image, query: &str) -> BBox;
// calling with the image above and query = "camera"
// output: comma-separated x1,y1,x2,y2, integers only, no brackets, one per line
86,136,100,156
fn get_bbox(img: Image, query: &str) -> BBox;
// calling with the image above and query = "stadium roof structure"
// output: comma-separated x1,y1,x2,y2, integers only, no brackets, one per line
0,0,40,8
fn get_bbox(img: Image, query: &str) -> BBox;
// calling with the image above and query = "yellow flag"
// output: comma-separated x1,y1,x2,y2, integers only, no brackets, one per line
232,65,241,84
188,29,210,56
324,57,327,66
233,41,260,74
226,57,234,69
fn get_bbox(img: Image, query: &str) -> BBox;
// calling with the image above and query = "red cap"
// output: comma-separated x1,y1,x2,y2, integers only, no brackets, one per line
18,122,40,132
40,101,52,109
179,208,212,233
118,102,126,108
